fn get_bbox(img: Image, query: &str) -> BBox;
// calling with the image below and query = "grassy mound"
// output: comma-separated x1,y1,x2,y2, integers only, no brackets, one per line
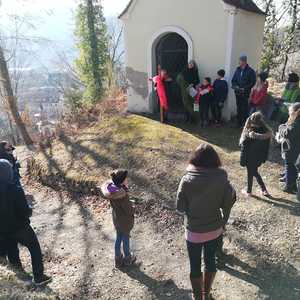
27,113,283,206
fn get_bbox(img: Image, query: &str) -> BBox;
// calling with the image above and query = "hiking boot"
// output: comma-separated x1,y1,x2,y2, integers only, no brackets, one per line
190,274,203,300
115,255,124,269
33,274,52,286
123,253,137,266
203,272,216,300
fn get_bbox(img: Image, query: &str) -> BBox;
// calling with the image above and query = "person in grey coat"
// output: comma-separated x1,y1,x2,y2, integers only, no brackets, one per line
177,144,236,300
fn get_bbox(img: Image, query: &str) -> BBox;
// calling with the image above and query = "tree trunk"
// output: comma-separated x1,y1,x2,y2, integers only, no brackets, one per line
0,46,33,146
7,113,17,145
281,54,289,81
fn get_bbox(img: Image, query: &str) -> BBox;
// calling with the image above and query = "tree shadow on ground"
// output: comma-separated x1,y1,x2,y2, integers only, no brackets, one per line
252,195,300,217
224,239,300,300
121,265,191,300
58,133,178,207
146,113,283,165
38,145,108,298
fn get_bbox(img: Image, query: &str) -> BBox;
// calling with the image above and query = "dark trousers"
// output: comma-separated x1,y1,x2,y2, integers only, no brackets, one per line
199,100,209,125
186,236,221,278
236,94,249,126
284,160,298,188
0,238,21,266
247,165,266,193
5,226,44,279
211,102,222,123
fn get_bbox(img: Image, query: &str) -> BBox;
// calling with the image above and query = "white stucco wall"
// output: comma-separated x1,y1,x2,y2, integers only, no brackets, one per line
122,0,228,113
121,0,265,120
231,11,265,72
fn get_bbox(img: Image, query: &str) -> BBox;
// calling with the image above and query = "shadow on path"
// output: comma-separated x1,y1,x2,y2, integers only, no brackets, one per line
121,265,191,300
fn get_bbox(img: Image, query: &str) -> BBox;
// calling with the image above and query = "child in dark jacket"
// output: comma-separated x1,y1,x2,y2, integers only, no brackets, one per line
197,77,214,128
240,112,273,197
101,170,136,268
212,70,228,125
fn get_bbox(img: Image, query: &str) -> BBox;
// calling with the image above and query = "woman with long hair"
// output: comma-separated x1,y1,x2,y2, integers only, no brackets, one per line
240,112,273,197
183,60,200,88
249,72,269,115
177,144,236,300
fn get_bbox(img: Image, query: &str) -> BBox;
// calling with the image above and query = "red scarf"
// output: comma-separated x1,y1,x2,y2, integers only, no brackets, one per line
195,84,213,104
153,75,168,111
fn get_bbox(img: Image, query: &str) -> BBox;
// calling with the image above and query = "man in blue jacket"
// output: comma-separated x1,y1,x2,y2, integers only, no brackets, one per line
232,55,256,127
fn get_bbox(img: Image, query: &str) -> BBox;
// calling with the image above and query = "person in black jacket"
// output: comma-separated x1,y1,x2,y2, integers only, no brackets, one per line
277,103,300,193
232,55,256,127
0,159,51,285
212,69,229,126
0,141,22,187
183,60,200,88
240,112,273,197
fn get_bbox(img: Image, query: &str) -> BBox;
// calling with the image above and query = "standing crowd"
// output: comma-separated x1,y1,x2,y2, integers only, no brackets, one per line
0,54,300,299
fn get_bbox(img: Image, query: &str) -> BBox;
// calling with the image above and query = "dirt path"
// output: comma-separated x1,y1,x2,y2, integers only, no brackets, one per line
1,179,296,300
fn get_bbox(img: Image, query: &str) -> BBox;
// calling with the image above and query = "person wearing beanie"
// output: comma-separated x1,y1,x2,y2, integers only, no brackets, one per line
101,169,136,268
231,55,256,127
0,141,22,187
249,72,269,115
0,159,51,286
212,69,229,126
282,73,300,104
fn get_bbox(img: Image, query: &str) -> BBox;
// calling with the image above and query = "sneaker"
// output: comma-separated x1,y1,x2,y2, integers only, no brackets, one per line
33,274,52,286
123,254,137,266
241,189,252,198
261,190,271,198
115,255,124,269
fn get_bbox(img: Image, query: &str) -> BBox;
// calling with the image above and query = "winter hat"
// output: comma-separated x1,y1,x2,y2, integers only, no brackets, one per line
259,71,269,82
288,73,299,83
239,54,248,62
110,169,128,186
0,159,13,184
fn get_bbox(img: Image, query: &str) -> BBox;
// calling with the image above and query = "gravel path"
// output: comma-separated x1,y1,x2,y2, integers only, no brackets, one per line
4,180,296,300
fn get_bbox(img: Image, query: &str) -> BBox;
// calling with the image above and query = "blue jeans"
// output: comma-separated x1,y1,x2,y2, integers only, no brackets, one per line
115,232,130,258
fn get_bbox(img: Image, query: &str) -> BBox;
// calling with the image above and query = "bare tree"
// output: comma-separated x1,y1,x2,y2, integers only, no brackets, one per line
0,45,33,145
107,17,125,90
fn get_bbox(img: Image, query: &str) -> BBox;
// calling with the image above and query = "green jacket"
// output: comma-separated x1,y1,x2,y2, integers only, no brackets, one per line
282,84,300,103
176,73,196,115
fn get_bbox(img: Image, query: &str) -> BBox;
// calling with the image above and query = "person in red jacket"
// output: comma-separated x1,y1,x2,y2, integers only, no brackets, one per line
249,72,269,115
150,69,170,123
